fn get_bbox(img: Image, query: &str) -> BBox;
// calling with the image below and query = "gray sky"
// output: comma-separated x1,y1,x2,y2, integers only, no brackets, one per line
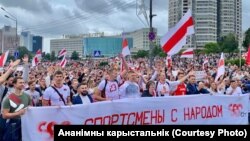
0,0,249,52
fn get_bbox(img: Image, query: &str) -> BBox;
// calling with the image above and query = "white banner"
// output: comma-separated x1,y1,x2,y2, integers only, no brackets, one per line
22,95,249,141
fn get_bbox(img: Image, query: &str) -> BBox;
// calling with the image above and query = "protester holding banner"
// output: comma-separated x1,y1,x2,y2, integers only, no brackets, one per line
42,70,71,106
1,77,32,141
72,83,93,105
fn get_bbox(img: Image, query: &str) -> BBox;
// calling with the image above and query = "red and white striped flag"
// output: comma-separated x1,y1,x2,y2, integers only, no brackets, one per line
215,53,225,82
165,55,172,69
180,48,194,58
32,55,39,67
59,56,67,68
202,57,209,70
122,38,130,57
246,45,250,66
0,50,9,67
161,9,194,55
58,48,67,58
36,49,42,59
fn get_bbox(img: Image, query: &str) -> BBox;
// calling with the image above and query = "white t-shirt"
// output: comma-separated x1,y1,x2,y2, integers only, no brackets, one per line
43,85,70,106
80,95,92,105
25,90,41,106
98,76,122,100
119,81,141,99
225,87,242,95
155,80,180,96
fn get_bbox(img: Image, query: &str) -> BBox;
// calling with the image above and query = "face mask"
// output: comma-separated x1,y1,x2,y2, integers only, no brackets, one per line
81,91,88,96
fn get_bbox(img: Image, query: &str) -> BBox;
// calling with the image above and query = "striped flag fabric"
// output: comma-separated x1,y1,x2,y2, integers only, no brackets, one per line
122,38,130,57
161,9,194,56
215,53,225,82
59,56,67,68
0,50,9,67
180,48,194,58
58,48,67,58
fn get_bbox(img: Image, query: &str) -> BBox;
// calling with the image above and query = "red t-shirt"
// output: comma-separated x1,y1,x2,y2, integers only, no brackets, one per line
173,83,186,96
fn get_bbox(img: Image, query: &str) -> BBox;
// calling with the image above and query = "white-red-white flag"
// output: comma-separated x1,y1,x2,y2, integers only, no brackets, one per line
32,55,39,67
215,53,225,82
0,50,9,67
180,48,194,58
36,49,42,58
58,48,67,58
122,38,130,57
165,55,172,69
202,57,209,70
59,56,67,68
246,45,250,66
161,9,194,56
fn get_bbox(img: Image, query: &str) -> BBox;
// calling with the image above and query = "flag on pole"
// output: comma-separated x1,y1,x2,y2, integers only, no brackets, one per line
0,50,9,67
36,49,42,59
215,53,225,82
59,56,67,68
161,9,194,55
122,38,130,57
165,55,172,69
246,45,250,66
32,56,39,67
58,48,67,58
180,48,194,58
202,57,209,70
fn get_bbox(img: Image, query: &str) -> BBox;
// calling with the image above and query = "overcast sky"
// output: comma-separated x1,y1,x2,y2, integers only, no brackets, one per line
0,0,249,52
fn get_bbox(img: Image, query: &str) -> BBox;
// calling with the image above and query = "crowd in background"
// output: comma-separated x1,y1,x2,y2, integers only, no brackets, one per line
0,53,250,140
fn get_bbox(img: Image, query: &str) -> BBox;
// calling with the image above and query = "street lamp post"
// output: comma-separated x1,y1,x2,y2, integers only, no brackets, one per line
1,7,18,51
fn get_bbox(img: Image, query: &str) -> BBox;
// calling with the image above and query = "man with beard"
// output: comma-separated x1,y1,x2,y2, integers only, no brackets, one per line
72,83,93,105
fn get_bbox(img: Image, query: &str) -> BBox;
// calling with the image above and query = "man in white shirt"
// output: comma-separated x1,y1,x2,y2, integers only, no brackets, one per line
226,80,242,95
42,70,71,106
119,71,141,99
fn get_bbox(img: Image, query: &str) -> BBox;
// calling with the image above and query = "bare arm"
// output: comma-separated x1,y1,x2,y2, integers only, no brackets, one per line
93,89,107,101
2,108,26,119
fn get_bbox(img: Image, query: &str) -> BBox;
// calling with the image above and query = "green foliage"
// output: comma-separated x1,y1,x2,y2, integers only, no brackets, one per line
99,62,108,67
50,51,56,61
17,46,32,59
43,53,51,61
152,45,166,57
225,58,245,66
7,55,15,62
243,28,250,50
71,51,79,60
219,33,239,53
203,43,220,54
134,50,149,58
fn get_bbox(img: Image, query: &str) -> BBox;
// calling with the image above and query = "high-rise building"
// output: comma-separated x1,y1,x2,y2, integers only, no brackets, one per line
168,0,242,48
32,36,43,53
20,31,33,51
0,26,19,54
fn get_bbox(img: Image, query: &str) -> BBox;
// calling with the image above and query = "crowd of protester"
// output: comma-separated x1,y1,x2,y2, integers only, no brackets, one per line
0,53,250,140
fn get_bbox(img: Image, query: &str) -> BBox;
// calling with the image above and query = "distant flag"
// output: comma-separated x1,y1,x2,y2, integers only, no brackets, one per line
122,38,131,57
242,52,247,60
246,45,250,66
58,48,67,58
215,53,225,82
180,48,194,58
59,56,67,68
32,55,39,67
202,57,209,70
0,50,9,67
36,49,42,59
161,9,194,55
165,55,172,69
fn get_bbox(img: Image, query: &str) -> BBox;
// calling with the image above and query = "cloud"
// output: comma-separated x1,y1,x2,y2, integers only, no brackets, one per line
0,0,52,14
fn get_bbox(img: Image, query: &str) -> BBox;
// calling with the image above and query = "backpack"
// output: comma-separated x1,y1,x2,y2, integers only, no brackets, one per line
101,79,118,98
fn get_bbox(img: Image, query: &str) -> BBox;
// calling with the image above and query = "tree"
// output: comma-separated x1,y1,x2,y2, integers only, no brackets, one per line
203,43,220,54
50,51,56,61
243,28,250,50
17,46,32,59
43,53,51,61
134,50,149,58
219,33,238,53
71,51,79,60
152,45,166,57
